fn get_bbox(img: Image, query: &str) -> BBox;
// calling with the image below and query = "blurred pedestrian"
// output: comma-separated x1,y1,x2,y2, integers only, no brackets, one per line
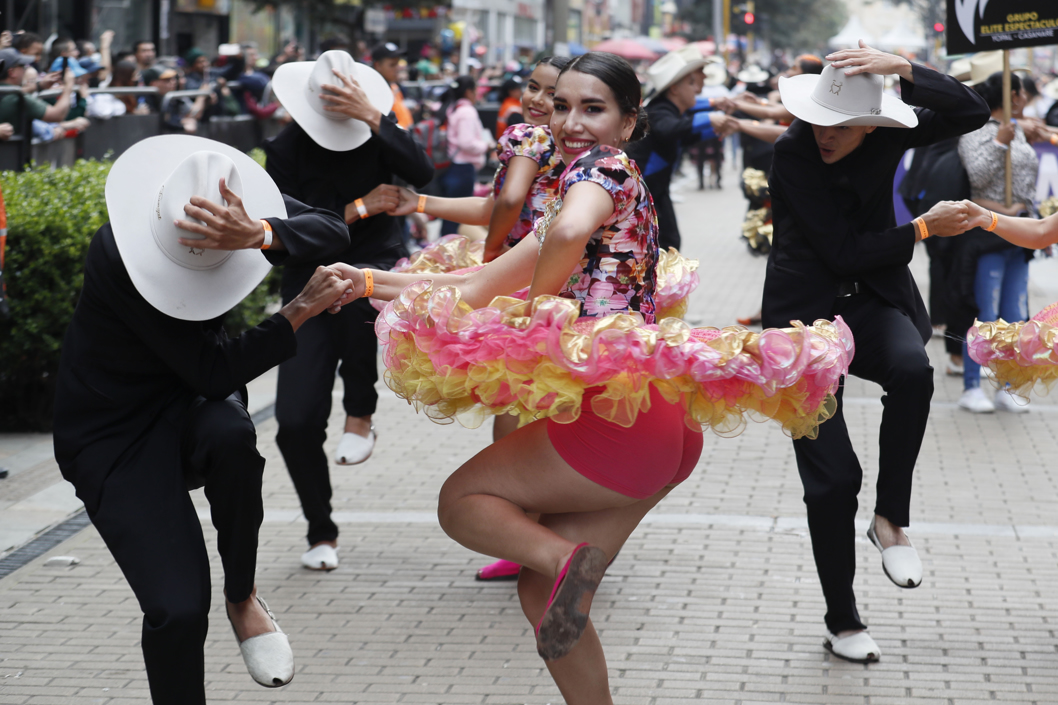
956,71,1040,414
439,75,489,235
268,51,434,571
495,75,524,137
371,41,413,128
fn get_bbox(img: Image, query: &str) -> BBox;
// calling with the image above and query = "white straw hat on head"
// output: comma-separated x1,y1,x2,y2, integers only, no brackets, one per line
779,62,918,128
703,58,727,87
644,45,707,104
272,50,393,152
737,65,770,84
106,135,286,321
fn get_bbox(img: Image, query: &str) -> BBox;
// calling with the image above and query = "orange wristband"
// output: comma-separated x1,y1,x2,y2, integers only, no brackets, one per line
985,210,998,232
354,198,369,219
260,219,273,250
363,268,374,298
1050,134,1058,146
417,194,427,214
914,217,929,241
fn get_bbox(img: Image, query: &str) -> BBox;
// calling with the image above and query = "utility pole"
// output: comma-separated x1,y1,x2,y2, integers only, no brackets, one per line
712,0,722,55
722,0,730,62
552,0,569,56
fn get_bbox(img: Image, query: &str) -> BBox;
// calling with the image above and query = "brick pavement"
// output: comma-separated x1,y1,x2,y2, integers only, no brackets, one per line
4,159,1058,703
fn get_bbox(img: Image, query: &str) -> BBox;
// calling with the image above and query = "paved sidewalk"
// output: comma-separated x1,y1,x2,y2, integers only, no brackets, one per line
4,158,1058,704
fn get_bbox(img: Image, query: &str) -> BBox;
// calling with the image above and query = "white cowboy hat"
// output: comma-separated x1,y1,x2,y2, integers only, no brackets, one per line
106,135,286,321
737,65,770,84
272,50,393,152
703,58,727,87
947,56,972,82
779,62,918,128
644,45,707,104
1042,78,1058,101
962,51,1026,86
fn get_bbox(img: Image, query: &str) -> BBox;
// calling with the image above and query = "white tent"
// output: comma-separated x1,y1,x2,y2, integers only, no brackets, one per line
878,22,927,51
828,16,875,50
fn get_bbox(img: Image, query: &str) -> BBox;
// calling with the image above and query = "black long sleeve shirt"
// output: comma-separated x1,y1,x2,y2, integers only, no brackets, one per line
263,115,435,301
761,63,990,341
53,196,349,513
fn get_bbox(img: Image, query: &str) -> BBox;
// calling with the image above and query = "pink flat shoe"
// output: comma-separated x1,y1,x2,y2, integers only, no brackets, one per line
475,559,522,581
535,543,608,661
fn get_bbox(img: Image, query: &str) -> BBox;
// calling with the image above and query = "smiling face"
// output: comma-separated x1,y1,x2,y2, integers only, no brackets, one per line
810,123,877,164
521,63,561,125
551,70,637,163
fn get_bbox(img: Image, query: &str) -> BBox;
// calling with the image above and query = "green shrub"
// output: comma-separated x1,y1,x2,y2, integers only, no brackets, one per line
0,158,280,431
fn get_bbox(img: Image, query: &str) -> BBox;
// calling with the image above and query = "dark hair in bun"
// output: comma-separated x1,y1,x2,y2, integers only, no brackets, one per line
974,71,1022,111
560,51,650,142
537,55,572,72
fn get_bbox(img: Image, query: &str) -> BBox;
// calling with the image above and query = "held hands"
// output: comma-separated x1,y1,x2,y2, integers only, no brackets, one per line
960,200,999,231
386,186,421,217
920,200,973,238
826,40,913,82
346,184,402,223
282,266,357,330
322,262,370,313
321,69,382,129
175,178,265,250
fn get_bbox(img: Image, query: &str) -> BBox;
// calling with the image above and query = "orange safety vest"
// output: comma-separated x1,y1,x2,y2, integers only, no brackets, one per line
392,84,413,129
496,97,523,138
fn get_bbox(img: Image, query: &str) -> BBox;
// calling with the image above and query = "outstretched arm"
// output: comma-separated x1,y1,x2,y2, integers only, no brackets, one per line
390,186,495,226
484,155,538,261
965,200,1058,248
331,232,540,310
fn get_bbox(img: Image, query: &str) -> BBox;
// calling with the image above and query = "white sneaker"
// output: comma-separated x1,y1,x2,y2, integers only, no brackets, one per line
334,427,376,465
824,630,881,663
300,544,338,571
958,387,995,413
994,390,1029,413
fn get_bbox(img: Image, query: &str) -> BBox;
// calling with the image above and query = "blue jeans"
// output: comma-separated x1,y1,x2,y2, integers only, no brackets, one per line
963,247,1029,390
440,163,477,236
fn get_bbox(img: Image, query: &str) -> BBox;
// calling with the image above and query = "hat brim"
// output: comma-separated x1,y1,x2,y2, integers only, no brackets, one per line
779,73,918,129
272,61,394,152
106,135,286,321
644,58,707,105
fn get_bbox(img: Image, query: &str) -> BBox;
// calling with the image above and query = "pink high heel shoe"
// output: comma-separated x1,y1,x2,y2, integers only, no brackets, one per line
535,543,608,661
475,559,522,581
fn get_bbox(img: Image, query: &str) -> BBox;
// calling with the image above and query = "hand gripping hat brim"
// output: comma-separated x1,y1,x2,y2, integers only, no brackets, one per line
778,66,918,129
272,51,394,152
106,135,287,321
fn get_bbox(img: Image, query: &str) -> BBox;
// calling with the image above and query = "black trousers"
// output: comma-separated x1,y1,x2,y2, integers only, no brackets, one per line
88,393,264,705
793,293,933,633
275,297,379,546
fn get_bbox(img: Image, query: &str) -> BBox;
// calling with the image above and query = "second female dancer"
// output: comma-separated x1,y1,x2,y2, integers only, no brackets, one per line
326,52,853,704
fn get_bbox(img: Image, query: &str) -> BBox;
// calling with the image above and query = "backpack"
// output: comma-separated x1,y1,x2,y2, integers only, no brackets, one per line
412,117,450,170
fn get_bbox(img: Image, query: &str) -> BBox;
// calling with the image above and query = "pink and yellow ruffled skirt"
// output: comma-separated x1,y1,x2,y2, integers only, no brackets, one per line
378,234,701,320
376,281,855,440
968,302,1058,398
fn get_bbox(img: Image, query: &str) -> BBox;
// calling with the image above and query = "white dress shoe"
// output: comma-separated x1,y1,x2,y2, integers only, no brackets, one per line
994,389,1029,413
301,543,338,571
867,517,922,588
230,597,295,688
824,630,880,663
958,387,995,413
335,427,376,465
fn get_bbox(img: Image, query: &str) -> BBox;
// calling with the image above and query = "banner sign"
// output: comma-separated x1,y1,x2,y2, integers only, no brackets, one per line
947,0,1058,54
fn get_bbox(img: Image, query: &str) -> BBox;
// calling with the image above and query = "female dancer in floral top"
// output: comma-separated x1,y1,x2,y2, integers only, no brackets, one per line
331,52,701,704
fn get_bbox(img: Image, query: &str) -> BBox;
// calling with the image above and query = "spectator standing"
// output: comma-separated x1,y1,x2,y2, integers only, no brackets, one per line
107,59,149,115
133,40,156,74
494,75,524,138
0,48,75,132
268,51,434,571
143,66,196,133
371,42,413,128
13,32,43,69
956,71,1040,413
440,75,489,235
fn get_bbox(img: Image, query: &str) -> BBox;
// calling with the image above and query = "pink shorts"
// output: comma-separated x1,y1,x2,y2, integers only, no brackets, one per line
546,387,704,499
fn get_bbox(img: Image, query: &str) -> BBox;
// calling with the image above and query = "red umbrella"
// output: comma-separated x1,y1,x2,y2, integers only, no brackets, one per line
591,38,659,61
695,40,717,55
659,37,687,51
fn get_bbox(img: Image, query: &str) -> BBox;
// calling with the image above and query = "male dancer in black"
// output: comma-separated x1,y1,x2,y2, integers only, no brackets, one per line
265,57,433,571
762,42,987,662
53,140,352,703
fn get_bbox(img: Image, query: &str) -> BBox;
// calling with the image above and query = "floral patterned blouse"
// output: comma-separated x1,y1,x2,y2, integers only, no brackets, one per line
492,123,564,248
534,145,659,324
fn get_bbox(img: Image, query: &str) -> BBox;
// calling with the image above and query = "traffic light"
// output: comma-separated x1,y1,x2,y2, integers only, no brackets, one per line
744,11,755,24
933,22,944,32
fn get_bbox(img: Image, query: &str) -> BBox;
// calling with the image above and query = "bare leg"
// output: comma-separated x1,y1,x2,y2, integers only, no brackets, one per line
437,419,641,578
344,414,373,438
225,586,275,641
